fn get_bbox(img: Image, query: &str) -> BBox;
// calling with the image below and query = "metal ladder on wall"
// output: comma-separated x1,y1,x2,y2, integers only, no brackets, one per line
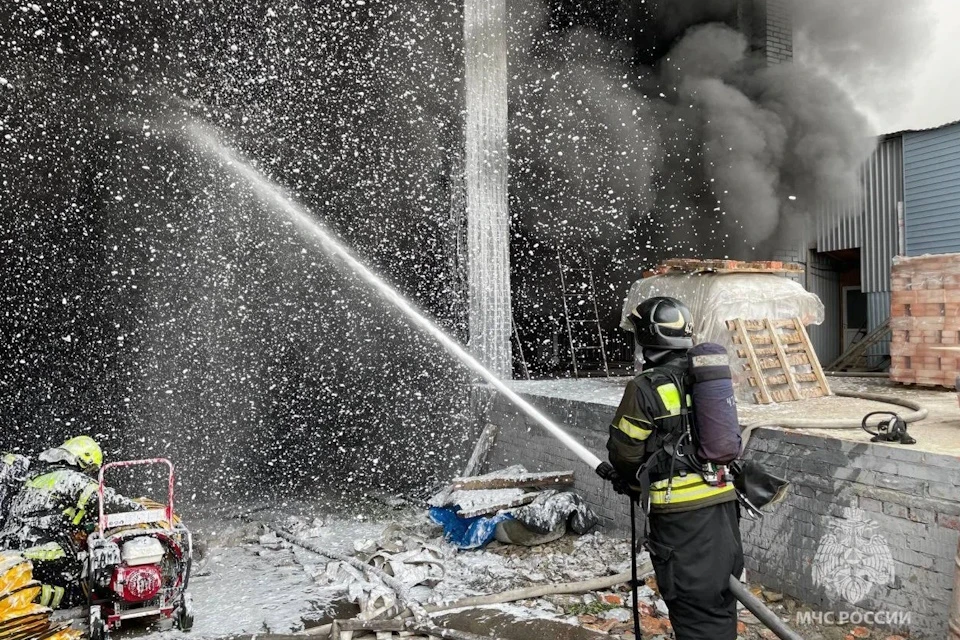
511,318,530,380
557,252,610,378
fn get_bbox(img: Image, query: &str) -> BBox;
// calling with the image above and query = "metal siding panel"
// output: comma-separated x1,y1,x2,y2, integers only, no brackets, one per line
862,136,901,293
805,252,842,365
866,291,891,369
815,137,901,293
904,124,960,256
817,195,862,252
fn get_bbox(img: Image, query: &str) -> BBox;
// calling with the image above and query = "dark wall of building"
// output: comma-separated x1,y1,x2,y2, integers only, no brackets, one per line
0,0,478,501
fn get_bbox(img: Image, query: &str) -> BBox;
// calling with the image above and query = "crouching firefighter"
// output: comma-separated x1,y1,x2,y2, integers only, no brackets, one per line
0,436,141,609
596,297,745,640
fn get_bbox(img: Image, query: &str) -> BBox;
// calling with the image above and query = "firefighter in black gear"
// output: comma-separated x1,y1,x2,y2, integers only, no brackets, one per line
604,297,744,640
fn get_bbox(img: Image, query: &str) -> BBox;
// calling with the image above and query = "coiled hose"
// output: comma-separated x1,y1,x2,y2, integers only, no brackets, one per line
740,389,928,454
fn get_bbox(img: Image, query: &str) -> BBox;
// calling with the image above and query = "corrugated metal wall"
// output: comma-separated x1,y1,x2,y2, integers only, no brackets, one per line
807,136,902,368
805,251,842,365
816,197,862,253
866,291,891,367
903,123,960,255
814,136,902,293
861,137,903,293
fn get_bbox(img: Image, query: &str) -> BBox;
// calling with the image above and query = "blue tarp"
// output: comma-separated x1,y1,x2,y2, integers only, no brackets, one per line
428,506,514,549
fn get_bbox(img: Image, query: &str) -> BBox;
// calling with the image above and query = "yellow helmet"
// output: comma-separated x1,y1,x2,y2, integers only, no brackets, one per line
57,436,103,473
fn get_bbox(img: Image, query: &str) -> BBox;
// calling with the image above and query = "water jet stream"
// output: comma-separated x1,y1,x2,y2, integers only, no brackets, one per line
188,124,604,473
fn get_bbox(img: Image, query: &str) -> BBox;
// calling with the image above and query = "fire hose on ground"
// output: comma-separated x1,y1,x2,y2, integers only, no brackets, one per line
728,578,805,640
739,389,928,454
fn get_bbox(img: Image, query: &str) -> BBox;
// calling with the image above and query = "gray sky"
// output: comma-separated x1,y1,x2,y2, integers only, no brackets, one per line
896,0,960,132
852,0,960,133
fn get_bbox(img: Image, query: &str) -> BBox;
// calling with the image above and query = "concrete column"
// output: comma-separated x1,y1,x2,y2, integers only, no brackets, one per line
464,0,512,378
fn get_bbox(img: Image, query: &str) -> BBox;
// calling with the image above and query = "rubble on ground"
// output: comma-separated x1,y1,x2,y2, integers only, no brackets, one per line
427,465,598,549
140,508,912,640
283,512,913,640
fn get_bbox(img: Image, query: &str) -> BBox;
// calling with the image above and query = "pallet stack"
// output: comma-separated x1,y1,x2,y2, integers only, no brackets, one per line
727,317,831,404
890,253,960,388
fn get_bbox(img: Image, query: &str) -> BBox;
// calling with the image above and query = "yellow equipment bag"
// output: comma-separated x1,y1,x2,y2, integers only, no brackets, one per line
0,553,81,640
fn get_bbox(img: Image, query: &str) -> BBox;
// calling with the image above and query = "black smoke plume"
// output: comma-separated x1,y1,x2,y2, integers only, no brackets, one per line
508,1,878,364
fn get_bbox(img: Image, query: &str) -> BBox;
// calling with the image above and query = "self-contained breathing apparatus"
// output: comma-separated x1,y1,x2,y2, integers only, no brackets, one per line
602,297,792,640
631,342,741,513
604,340,745,640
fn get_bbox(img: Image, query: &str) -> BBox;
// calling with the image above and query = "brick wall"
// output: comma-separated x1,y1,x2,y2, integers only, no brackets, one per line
743,428,960,637
770,245,803,284
764,0,793,64
480,388,959,637
738,0,793,65
890,253,960,388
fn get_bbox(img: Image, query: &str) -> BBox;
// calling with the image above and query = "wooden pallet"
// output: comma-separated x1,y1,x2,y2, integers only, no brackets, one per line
727,317,832,404
826,318,891,371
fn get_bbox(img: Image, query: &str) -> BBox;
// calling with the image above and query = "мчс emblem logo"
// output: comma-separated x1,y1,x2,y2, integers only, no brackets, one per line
811,507,895,605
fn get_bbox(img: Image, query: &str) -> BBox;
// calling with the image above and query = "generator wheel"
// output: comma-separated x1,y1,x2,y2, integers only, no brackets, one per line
89,605,109,640
175,592,194,632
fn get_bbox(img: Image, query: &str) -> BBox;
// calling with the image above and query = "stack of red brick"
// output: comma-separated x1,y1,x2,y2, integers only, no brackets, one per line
890,253,960,387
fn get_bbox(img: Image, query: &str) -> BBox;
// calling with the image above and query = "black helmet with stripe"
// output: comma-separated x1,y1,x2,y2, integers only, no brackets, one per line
629,297,694,350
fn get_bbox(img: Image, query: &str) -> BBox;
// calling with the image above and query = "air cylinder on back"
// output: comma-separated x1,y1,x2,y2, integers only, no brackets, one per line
688,342,741,464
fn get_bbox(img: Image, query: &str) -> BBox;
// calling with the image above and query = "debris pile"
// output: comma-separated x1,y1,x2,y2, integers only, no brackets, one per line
427,466,598,549
243,511,901,640
278,513,667,639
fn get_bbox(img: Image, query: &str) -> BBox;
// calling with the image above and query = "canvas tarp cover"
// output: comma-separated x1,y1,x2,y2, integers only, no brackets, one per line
620,273,825,401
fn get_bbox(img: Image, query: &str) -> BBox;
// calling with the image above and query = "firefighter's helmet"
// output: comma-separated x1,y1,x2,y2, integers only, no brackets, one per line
39,435,103,473
629,297,694,350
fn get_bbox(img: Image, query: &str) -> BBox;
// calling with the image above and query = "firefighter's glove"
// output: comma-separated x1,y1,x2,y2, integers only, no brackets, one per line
595,462,628,495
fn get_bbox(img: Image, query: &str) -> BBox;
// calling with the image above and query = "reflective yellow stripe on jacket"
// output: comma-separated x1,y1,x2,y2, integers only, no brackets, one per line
615,416,653,441
649,474,736,513
26,472,60,490
67,483,99,525
654,383,692,420
23,542,66,562
38,584,65,609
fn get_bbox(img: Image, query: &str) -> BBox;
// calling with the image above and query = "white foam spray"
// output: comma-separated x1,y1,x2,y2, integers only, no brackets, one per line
187,124,603,472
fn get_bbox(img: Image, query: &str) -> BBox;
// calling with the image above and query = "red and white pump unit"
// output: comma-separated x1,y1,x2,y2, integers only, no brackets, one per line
85,458,193,639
